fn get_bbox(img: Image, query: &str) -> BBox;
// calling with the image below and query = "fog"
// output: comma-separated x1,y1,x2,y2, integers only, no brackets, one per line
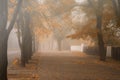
0,0,119,79
8,28,94,54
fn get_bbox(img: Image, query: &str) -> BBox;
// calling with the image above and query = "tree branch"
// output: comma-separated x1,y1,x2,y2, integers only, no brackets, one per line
7,0,23,36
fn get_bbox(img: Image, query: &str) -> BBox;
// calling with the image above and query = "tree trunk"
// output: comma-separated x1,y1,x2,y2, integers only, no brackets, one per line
0,1,8,78
16,19,22,51
88,0,106,61
20,11,33,65
96,15,106,61
0,0,23,79
27,28,32,60
21,48,25,67
0,33,8,80
25,11,32,60
23,27,29,63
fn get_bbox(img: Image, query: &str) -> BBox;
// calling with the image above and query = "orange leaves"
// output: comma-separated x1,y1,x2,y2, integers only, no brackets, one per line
9,0,17,5
39,4,48,10
34,27,51,41
67,27,97,39
60,0,75,9
67,18,97,39
34,27,48,36
39,4,51,16
102,4,115,27
49,18,61,28
12,58,20,66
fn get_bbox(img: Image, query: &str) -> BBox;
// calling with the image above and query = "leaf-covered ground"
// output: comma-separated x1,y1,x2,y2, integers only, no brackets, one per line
8,51,120,80
8,53,40,80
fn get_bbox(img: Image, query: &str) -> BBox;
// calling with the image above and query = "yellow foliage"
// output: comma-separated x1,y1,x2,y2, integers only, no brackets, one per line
12,58,20,65
67,18,97,39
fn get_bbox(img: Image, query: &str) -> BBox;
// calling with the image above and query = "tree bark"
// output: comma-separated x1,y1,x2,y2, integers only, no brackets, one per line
26,26,32,60
16,20,22,51
24,11,32,60
0,32,8,80
22,26,29,63
7,0,23,35
21,35,26,67
88,0,106,61
21,11,32,65
0,0,23,79
96,15,106,61
17,11,26,67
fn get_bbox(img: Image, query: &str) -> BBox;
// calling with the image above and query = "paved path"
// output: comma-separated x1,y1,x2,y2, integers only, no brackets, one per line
38,51,120,80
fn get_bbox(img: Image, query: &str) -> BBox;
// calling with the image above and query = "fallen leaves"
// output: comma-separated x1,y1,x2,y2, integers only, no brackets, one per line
8,53,40,80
